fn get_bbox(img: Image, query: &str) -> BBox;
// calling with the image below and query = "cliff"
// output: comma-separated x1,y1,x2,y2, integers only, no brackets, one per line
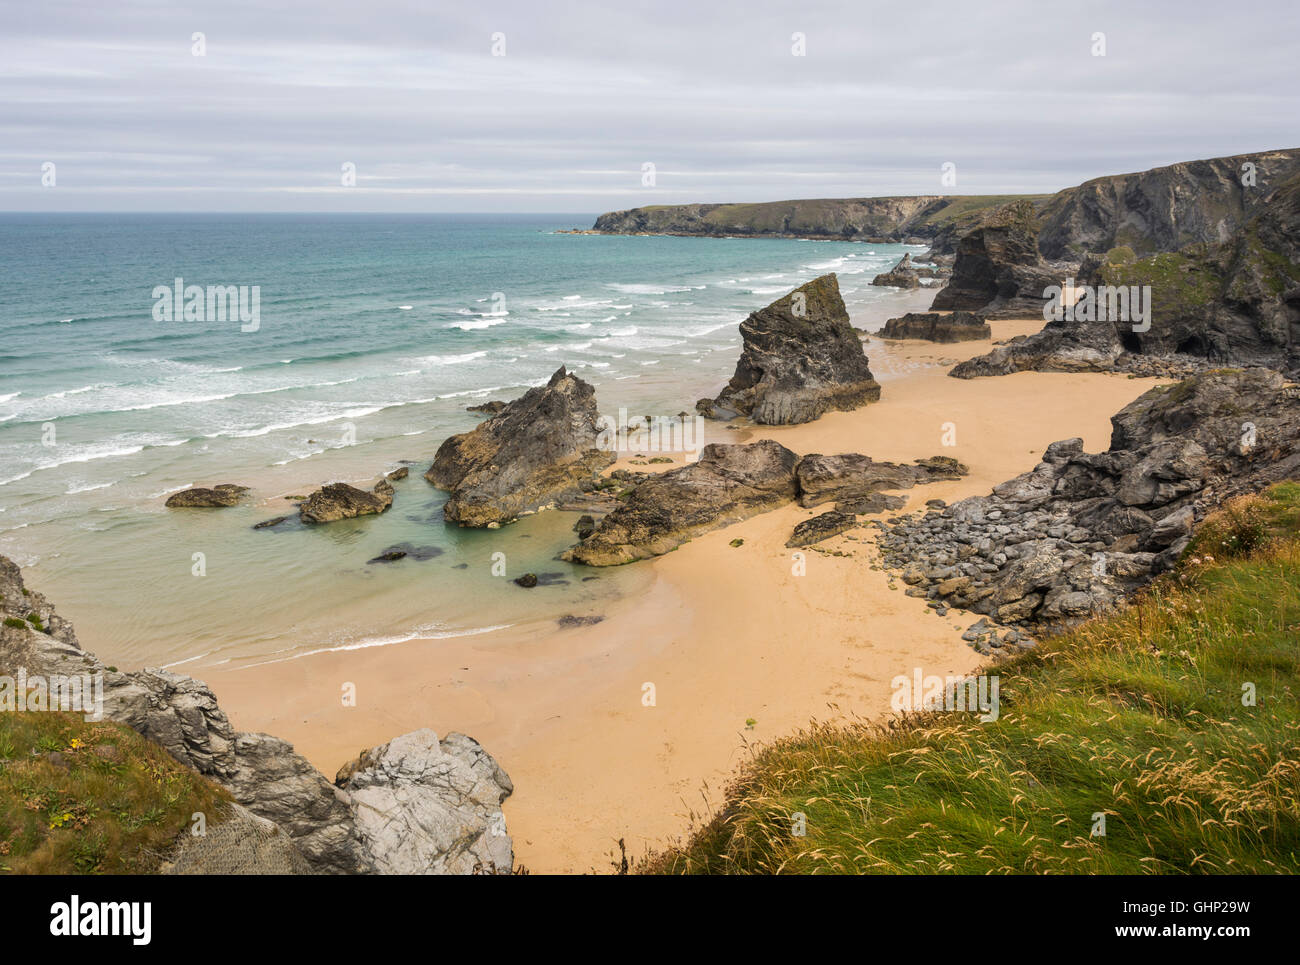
590,195,1046,251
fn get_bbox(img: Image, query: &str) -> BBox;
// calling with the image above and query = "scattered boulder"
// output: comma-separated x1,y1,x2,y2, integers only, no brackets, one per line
787,510,858,547
557,614,605,628
165,484,249,508
514,573,538,588
564,440,800,565
699,274,881,425
299,480,394,523
466,400,508,414
253,516,288,530
427,366,615,527
878,368,1300,629
881,311,991,343
796,453,968,509
386,467,409,482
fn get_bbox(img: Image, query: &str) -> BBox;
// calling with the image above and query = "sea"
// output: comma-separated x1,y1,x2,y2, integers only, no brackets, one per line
0,212,931,672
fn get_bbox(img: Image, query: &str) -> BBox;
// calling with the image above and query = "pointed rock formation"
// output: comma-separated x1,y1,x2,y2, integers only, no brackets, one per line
698,274,880,425
871,253,921,289
426,366,615,527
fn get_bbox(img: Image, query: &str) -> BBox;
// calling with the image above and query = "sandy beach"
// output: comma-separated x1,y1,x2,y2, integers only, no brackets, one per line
205,317,1169,872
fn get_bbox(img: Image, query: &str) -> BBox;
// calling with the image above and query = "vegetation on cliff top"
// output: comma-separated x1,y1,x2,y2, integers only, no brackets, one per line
643,483,1300,874
0,712,231,873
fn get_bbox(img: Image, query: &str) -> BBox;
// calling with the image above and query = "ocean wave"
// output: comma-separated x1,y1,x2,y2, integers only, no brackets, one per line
238,621,514,668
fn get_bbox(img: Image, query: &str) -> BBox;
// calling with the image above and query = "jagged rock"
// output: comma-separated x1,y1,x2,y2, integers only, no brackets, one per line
427,366,614,526
165,484,249,508
573,514,596,539
299,480,394,523
871,253,921,289
1037,148,1300,259
0,554,513,876
700,274,881,425
564,440,799,565
881,311,991,342
787,510,858,547
466,400,507,414
386,466,409,481
930,201,1063,318
796,453,968,509
877,368,1300,628
333,730,513,875
253,516,288,529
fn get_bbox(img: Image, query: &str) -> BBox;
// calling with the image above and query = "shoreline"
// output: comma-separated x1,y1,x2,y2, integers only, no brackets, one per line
205,317,1172,872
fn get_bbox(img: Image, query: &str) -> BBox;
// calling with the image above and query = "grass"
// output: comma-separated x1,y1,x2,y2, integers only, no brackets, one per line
0,711,231,873
643,483,1300,874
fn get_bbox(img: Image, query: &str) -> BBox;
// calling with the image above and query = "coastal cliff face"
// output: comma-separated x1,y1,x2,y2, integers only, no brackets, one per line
1036,148,1300,259
427,365,615,527
590,195,1039,247
0,555,514,874
699,273,881,425
951,163,1300,378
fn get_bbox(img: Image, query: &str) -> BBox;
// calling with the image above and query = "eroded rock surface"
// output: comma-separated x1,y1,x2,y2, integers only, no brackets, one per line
878,369,1300,632
564,440,800,565
427,366,614,526
881,311,991,343
699,274,881,425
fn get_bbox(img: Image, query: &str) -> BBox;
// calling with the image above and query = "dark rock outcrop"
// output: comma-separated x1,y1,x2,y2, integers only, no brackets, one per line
299,480,394,524
700,274,881,425
0,555,513,875
466,400,507,414
796,453,968,509
929,201,1063,318
879,368,1300,631
881,311,991,342
1036,148,1300,260
787,510,859,547
427,366,615,527
563,440,800,565
871,253,921,289
165,484,249,508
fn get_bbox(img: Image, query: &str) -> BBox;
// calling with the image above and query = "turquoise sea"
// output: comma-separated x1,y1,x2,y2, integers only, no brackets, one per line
0,213,929,671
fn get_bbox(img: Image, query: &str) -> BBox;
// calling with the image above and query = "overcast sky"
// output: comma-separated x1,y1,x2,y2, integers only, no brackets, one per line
1,0,1295,213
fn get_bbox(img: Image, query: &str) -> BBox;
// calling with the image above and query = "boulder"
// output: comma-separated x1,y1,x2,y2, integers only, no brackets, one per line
334,730,513,875
880,311,991,343
795,453,968,509
787,510,858,547
427,366,615,527
165,484,249,508
299,480,394,523
699,274,881,425
871,253,921,289
564,440,800,565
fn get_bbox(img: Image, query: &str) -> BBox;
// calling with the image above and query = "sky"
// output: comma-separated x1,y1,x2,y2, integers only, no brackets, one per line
1,0,1296,214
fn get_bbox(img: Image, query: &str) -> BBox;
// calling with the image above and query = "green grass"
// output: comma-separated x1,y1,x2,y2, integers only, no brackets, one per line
0,712,232,873
644,483,1300,874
